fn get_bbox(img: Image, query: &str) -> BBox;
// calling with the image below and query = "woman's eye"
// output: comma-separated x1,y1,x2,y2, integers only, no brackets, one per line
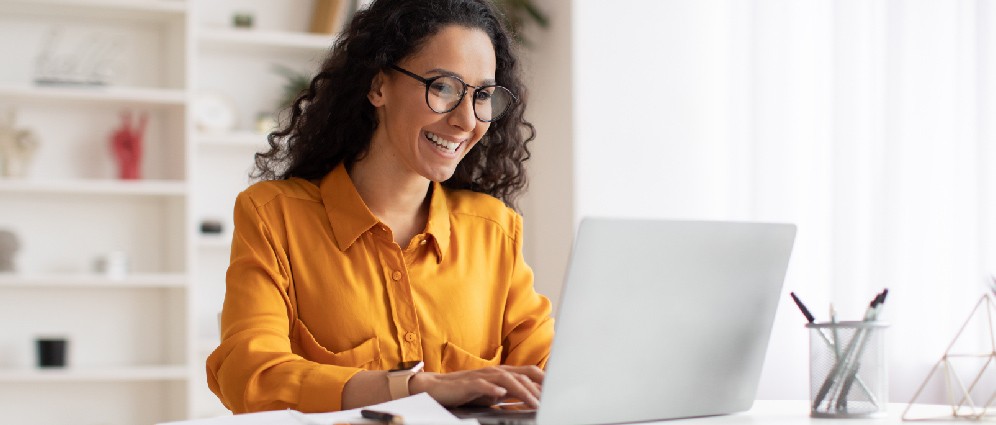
474,90,493,102
429,79,460,97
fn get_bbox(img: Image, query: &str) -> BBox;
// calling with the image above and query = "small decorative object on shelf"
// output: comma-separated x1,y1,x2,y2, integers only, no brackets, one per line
36,336,69,368
193,93,237,134
109,111,147,180
0,229,18,272
309,0,349,34
0,109,40,178
93,250,129,280
904,279,996,421
200,219,223,235
34,28,123,86
232,12,254,29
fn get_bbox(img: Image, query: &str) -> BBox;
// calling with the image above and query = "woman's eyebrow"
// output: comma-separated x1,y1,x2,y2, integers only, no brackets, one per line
427,68,497,86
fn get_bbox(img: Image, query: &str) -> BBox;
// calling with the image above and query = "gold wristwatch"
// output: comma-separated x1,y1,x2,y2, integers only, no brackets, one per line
386,360,424,400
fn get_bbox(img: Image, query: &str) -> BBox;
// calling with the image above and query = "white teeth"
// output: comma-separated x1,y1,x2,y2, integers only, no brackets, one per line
426,132,460,152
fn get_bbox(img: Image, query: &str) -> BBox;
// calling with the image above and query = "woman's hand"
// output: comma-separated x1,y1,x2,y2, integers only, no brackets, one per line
408,365,544,408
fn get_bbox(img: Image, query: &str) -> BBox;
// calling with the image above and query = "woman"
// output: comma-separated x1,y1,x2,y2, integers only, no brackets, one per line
206,0,554,414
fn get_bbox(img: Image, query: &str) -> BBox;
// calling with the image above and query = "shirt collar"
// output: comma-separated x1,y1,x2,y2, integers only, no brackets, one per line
424,180,451,263
321,163,451,262
321,164,380,252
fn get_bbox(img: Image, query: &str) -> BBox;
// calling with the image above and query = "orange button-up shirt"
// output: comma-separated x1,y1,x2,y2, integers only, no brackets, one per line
206,164,554,413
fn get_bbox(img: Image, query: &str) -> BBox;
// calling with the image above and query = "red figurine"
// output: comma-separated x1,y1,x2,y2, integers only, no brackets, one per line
110,111,147,180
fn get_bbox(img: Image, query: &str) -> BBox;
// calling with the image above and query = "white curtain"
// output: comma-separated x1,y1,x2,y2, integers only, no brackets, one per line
561,0,995,404
739,0,996,403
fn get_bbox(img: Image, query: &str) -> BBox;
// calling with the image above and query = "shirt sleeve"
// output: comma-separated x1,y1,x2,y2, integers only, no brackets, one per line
501,212,555,368
206,191,363,413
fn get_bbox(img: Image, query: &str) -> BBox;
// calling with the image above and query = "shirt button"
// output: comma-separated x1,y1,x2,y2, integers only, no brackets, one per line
405,332,417,342
392,270,402,281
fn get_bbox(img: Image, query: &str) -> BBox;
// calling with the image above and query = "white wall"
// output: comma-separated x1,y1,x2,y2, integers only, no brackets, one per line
567,0,813,401
573,0,742,223
520,0,575,308
525,0,996,405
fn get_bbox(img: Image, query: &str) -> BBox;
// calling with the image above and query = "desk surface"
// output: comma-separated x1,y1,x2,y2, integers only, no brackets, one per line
672,400,959,424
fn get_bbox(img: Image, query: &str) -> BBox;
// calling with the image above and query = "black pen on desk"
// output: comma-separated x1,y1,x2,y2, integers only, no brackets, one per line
790,292,816,323
361,409,404,425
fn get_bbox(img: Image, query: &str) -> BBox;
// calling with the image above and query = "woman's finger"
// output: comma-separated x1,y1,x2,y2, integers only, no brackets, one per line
490,370,539,408
514,372,542,399
499,365,545,384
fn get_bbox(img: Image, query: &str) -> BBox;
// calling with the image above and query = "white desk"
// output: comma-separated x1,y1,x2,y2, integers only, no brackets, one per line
668,400,957,424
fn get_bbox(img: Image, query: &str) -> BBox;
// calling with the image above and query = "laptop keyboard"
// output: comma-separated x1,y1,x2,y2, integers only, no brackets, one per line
449,405,537,425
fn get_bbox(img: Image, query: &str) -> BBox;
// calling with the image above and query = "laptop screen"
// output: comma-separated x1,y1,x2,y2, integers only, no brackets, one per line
533,218,796,425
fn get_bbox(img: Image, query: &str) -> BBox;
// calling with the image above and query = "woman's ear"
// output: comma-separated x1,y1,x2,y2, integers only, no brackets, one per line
368,71,387,107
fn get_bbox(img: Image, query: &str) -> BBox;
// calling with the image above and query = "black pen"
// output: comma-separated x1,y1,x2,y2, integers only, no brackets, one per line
361,409,404,425
790,292,816,323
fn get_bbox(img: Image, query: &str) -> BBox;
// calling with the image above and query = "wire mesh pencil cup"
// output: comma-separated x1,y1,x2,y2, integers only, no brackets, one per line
807,321,889,418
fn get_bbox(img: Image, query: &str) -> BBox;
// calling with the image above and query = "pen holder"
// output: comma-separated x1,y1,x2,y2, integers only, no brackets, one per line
807,321,888,418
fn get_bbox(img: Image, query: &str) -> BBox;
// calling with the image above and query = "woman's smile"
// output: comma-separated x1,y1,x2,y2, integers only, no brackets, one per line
425,131,465,156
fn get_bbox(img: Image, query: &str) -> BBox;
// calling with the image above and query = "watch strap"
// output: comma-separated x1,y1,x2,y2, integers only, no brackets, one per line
388,372,414,400
387,361,423,400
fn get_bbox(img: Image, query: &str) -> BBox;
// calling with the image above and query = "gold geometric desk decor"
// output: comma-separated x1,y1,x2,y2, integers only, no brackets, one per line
903,292,996,421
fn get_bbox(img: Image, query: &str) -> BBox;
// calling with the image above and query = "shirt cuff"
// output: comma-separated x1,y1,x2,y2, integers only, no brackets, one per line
296,364,365,412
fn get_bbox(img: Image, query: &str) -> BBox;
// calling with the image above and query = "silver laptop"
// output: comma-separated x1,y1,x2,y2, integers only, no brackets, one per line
453,218,796,425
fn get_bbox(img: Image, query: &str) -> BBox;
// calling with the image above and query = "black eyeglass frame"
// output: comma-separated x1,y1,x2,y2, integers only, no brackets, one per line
389,64,517,123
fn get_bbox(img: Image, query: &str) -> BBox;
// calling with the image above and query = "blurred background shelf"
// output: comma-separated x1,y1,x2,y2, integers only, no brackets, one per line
197,131,269,148
0,365,189,382
0,83,187,107
0,179,187,197
0,0,187,21
198,27,335,53
0,273,188,288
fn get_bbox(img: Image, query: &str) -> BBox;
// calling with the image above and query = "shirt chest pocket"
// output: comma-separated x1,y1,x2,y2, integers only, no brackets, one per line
290,318,382,369
440,341,503,373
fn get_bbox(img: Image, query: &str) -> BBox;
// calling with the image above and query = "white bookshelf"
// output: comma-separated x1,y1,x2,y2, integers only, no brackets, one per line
0,0,192,423
0,0,347,422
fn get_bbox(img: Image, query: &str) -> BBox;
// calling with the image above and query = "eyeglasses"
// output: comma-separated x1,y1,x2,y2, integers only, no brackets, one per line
389,64,516,122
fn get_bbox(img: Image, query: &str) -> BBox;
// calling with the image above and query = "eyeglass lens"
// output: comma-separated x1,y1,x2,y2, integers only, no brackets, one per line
426,76,514,122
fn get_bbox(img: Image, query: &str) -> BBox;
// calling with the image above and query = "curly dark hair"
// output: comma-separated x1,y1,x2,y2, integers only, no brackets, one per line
252,0,535,209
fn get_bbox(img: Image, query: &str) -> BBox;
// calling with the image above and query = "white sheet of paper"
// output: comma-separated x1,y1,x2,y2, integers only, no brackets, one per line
157,410,296,425
157,392,477,425
306,392,474,425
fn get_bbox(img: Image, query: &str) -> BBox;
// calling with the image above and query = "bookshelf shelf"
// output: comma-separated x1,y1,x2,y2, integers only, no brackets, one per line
198,28,335,53
0,273,188,289
0,84,187,107
0,365,189,383
0,179,187,197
